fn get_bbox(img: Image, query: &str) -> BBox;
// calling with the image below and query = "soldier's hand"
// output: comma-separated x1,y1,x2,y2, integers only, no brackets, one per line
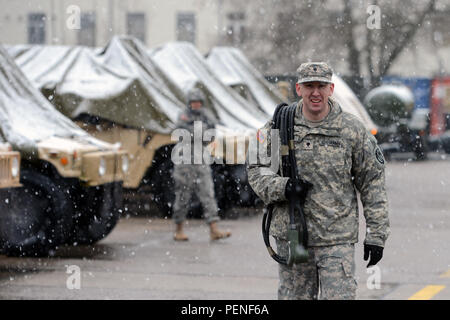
284,178,312,204
364,244,384,267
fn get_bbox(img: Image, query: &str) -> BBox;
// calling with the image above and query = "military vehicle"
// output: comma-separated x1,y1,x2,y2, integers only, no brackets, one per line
151,42,270,212
8,38,185,217
9,37,267,217
9,37,381,221
0,45,127,257
364,84,428,160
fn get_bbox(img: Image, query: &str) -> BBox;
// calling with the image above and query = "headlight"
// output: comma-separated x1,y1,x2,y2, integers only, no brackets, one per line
11,157,19,178
121,155,129,173
98,157,106,176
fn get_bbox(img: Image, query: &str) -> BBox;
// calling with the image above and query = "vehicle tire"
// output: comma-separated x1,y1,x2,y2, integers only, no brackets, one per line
147,149,176,217
0,169,73,257
215,165,259,219
69,182,122,245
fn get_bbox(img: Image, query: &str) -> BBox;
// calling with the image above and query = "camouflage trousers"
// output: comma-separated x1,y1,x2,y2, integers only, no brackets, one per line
276,238,357,300
173,164,220,225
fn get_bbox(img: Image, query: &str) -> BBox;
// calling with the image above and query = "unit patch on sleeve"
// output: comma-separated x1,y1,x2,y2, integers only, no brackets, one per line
375,146,385,165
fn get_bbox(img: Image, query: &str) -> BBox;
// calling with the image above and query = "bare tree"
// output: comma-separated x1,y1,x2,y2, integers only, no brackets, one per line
365,0,437,87
238,0,439,94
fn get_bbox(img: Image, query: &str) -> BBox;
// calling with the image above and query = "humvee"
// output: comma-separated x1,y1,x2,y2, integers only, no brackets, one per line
8,37,266,218
0,45,128,257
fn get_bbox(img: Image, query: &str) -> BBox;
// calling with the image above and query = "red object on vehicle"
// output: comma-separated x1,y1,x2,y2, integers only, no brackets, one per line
430,77,450,136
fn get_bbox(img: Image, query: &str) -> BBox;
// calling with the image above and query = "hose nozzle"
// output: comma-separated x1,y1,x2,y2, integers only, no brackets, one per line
287,228,308,266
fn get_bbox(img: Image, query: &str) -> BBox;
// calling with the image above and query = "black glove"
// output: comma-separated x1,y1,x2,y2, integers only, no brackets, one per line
284,178,311,204
364,244,384,267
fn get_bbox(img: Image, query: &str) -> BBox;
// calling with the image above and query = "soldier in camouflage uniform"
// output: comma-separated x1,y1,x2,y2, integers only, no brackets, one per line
247,62,390,300
172,88,231,241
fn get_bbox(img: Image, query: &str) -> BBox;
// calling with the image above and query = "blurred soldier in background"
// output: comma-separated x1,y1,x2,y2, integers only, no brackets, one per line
172,88,231,241
248,62,390,299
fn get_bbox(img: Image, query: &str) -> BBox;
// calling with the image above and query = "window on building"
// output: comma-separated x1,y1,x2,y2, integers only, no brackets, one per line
177,12,196,44
78,12,96,47
28,13,46,44
127,13,146,43
226,12,246,45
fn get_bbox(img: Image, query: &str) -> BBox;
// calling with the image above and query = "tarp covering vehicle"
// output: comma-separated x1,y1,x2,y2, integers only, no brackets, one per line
8,38,194,216
206,46,285,115
7,37,184,134
0,44,127,256
205,47,377,135
150,42,268,132
9,38,265,216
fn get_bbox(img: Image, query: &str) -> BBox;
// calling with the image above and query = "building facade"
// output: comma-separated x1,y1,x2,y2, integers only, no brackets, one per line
0,0,449,79
0,0,222,53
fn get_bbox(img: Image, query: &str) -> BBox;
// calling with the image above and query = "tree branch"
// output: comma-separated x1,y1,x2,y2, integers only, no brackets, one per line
378,0,436,76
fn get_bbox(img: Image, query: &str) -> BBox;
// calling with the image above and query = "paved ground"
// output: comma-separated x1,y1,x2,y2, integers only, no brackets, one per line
0,156,450,300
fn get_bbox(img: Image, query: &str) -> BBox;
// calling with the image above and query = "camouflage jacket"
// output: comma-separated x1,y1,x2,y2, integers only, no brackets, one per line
247,99,390,247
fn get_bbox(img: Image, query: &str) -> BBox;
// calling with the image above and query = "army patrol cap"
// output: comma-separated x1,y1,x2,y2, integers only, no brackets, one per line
297,62,333,84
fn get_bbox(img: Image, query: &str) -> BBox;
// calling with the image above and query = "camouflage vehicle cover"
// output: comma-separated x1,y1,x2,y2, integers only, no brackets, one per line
9,37,266,216
8,37,188,215
0,44,127,256
7,38,182,134
364,84,427,159
151,42,268,131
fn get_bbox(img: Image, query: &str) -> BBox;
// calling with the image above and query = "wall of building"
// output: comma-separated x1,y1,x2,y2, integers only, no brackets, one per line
0,0,449,78
0,0,221,53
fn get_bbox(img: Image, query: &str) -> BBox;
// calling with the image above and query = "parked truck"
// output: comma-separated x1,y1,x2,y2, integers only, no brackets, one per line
0,45,128,257
8,38,185,218
151,41,269,213
9,37,266,218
